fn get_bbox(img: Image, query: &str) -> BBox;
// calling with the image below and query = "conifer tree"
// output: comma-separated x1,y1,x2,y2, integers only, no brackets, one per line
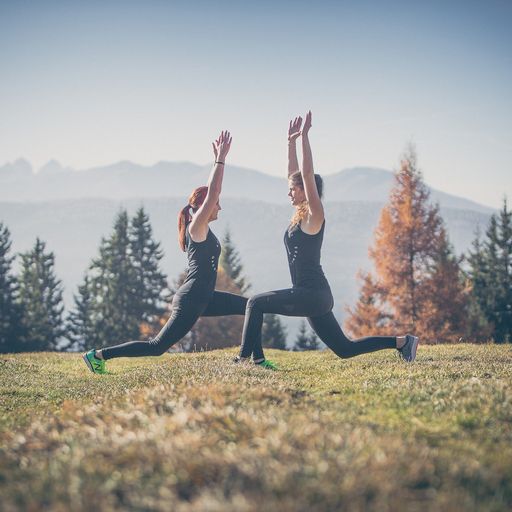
487,198,512,342
88,210,140,345
130,207,170,336
0,223,23,352
220,228,251,293
293,320,320,351
345,272,392,337
66,275,98,351
346,146,468,343
420,227,469,342
17,238,64,351
465,230,493,341
68,208,171,349
262,313,287,350
468,199,512,342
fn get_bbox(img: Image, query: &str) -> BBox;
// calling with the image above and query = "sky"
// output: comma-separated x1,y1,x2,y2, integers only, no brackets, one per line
0,0,511,209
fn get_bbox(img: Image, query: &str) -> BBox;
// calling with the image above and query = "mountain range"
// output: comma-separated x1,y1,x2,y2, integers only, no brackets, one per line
0,159,494,214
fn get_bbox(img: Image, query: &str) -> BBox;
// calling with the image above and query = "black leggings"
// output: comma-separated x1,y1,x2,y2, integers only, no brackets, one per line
239,287,396,360
102,290,247,360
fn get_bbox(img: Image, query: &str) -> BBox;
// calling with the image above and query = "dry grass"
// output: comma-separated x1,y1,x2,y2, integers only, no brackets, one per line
1,345,511,511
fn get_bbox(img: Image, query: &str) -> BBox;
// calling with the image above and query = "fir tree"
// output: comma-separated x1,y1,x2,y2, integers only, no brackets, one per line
345,146,467,343
130,207,170,336
262,313,287,350
17,238,64,351
220,228,251,294
468,198,512,342
89,210,140,345
420,227,469,343
488,198,512,342
66,275,98,351
0,223,23,352
293,320,320,351
465,229,493,342
345,271,392,337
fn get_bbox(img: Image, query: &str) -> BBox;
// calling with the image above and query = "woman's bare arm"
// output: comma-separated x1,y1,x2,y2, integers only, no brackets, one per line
301,111,324,229
287,116,302,178
189,131,232,239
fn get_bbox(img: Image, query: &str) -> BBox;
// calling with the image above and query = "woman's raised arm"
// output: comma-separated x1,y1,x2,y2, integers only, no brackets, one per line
287,116,302,178
301,111,324,225
189,130,232,239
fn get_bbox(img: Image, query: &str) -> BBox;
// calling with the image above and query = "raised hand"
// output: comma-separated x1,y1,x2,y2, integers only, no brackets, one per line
213,130,232,161
288,116,303,143
302,110,312,136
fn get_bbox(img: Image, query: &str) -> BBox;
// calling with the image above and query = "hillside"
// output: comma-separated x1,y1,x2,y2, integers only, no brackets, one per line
1,346,511,511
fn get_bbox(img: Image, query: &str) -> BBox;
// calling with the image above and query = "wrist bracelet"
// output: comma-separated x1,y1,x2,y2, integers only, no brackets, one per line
215,161,225,165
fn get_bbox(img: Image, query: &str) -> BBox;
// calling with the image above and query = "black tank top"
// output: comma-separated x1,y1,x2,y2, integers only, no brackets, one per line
284,220,330,289
182,226,221,292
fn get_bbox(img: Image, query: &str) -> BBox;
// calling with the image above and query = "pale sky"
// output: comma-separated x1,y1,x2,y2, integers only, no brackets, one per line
1,0,511,208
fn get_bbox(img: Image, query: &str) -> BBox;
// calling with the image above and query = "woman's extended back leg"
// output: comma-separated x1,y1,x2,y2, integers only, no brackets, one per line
307,312,396,359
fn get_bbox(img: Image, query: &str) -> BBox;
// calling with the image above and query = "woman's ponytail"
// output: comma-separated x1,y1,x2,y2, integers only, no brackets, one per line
177,186,209,251
178,205,193,252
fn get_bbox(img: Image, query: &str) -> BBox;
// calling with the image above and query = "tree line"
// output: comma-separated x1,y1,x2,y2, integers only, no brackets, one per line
0,207,308,353
1,147,510,352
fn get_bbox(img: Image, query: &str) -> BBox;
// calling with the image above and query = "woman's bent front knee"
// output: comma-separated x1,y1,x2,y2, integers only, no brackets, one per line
147,338,171,356
246,294,266,312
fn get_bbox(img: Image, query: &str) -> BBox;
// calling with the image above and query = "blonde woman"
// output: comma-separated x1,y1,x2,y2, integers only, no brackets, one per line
236,112,418,368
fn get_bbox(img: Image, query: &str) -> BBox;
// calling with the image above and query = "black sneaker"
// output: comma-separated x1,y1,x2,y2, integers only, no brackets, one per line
398,334,419,362
233,356,250,364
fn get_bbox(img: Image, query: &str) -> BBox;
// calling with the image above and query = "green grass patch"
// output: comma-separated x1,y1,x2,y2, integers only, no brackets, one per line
1,345,511,511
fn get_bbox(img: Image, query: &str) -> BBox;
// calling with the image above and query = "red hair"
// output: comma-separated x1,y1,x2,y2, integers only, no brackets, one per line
177,186,208,251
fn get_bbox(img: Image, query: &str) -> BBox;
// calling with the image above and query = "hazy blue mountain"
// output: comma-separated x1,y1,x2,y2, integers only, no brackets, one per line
324,167,493,214
0,159,495,214
39,160,73,176
0,197,491,343
0,158,33,178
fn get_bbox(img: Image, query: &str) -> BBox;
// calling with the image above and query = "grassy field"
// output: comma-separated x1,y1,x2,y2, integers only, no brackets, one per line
1,345,511,511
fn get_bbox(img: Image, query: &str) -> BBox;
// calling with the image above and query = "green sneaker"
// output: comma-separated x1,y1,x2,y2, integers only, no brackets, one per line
256,359,278,371
82,350,107,374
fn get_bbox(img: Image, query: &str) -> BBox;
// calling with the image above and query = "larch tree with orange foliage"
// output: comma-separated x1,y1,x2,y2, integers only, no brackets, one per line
346,146,469,343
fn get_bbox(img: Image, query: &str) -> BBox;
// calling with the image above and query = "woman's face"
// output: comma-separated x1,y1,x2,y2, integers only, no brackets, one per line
209,200,222,221
288,182,306,206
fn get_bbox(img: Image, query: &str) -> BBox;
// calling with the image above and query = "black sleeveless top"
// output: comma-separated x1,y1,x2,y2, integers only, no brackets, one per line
181,226,221,293
284,220,330,290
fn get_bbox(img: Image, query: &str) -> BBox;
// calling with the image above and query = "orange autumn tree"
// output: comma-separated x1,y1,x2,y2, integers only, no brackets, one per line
345,146,468,343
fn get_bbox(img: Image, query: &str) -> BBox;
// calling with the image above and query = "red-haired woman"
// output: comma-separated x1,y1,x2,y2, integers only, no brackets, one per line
236,112,419,368
83,131,248,374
